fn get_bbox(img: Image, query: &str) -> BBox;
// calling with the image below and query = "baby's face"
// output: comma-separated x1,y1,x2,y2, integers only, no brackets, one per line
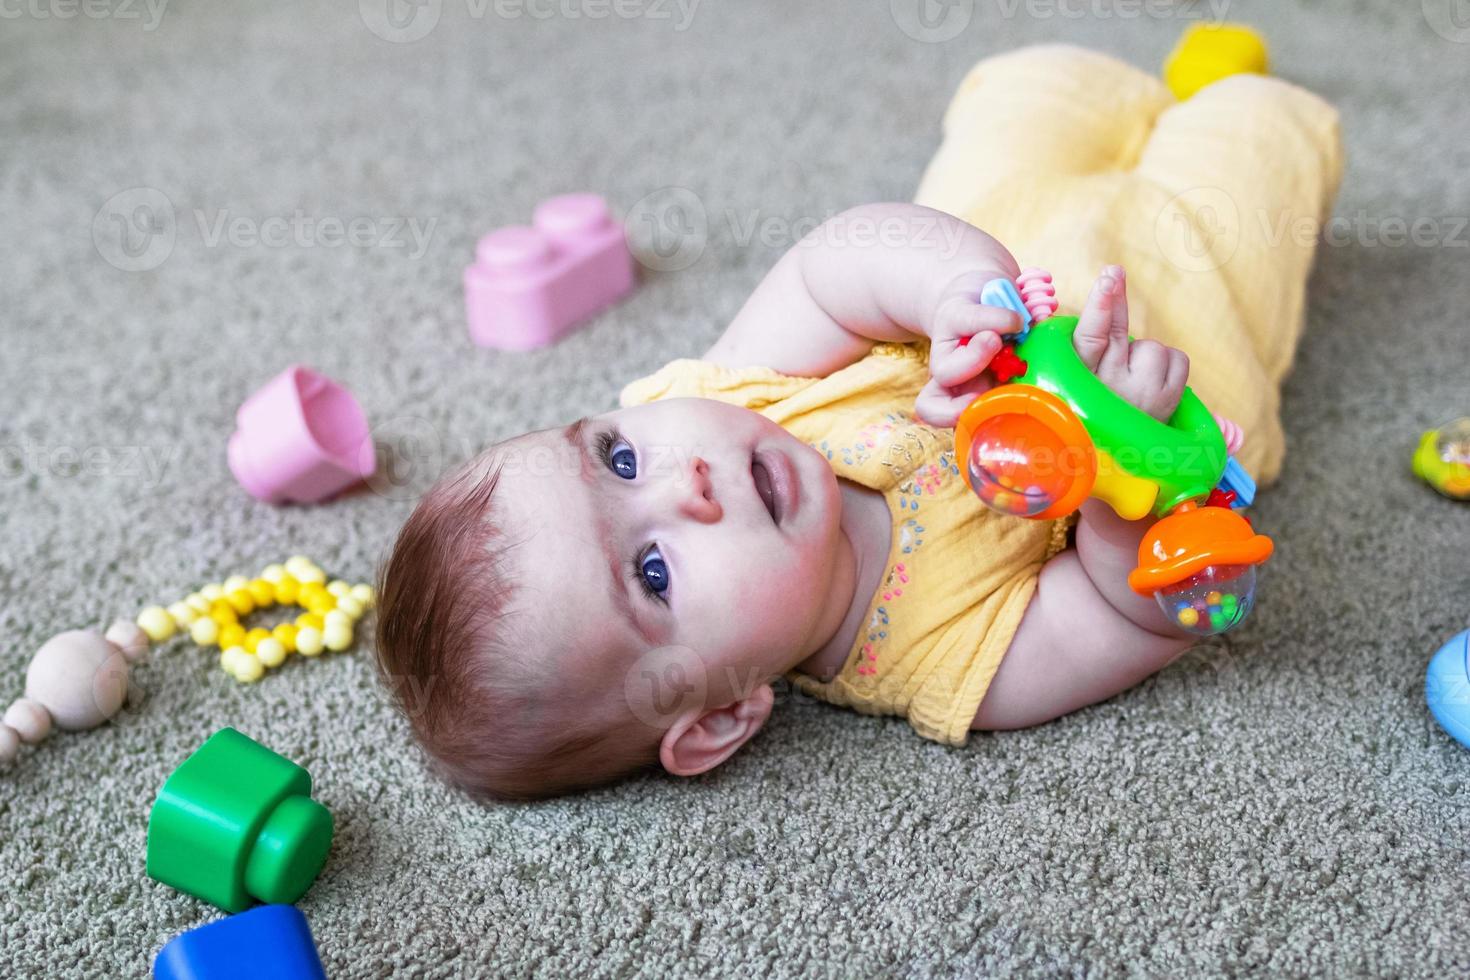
498,398,852,708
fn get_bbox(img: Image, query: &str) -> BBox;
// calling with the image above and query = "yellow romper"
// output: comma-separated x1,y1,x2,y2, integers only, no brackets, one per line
621,343,1071,745
622,44,1342,743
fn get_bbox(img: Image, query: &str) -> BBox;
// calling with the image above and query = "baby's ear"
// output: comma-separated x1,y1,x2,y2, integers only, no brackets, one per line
659,685,775,777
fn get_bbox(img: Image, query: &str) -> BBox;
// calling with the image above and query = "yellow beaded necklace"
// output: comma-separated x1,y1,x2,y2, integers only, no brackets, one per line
134,556,374,684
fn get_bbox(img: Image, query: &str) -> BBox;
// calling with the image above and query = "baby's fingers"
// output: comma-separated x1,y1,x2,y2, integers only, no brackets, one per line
930,331,1000,387
1160,346,1190,407
1074,270,1127,373
929,304,1020,387
915,374,992,429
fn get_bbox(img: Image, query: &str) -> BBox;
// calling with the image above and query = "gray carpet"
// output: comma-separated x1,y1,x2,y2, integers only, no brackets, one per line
3,0,1468,975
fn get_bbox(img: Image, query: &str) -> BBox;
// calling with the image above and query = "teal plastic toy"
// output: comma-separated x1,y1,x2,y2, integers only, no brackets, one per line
956,275,1274,635
146,728,334,913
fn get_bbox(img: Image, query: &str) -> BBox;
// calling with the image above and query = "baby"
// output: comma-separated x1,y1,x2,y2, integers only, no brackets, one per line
375,45,1341,799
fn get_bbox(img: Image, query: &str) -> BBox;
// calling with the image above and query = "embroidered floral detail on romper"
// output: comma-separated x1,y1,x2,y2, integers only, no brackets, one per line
815,411,950,678
897,518,925,554
855,563,911,676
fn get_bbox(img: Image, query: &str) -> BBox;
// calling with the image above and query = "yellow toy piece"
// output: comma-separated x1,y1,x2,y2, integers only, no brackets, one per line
137,606,178,643
1164,23,1268,100
126,557,373,683
1414,418,1470,500
1090,449,1160,522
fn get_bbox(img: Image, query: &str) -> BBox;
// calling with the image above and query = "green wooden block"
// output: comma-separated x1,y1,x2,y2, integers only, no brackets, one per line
146,728,333,913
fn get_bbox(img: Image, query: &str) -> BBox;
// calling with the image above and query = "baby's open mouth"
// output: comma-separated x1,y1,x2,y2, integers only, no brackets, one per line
751,458,779,525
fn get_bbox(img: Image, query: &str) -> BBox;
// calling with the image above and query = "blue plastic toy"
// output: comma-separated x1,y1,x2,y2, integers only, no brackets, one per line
1426,630,1470,748
153,904,326,980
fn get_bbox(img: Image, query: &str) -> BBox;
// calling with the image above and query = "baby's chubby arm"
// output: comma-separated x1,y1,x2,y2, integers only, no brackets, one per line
707,204,1024,419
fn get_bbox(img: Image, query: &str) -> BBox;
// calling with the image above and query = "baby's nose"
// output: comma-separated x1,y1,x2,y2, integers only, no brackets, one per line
674,455,722,523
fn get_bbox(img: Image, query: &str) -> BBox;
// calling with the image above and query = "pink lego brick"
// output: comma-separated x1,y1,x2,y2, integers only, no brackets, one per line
464,193,636,350
227,365,376,505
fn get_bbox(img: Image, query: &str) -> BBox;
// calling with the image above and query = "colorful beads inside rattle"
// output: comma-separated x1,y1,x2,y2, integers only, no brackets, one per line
1152,564,1258,638
1173,590,1241,632
138,556,375,684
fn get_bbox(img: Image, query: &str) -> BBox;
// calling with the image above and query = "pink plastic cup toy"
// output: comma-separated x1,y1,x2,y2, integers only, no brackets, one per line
227,365,376,505
464,193,636,350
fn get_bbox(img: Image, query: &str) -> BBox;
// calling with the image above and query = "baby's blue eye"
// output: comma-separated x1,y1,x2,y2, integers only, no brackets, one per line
594,430,638,480
640,547,669,596
610,444,637,480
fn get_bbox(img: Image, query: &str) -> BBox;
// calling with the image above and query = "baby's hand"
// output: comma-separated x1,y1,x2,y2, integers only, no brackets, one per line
1073,266,1190,422
915,269,1025,427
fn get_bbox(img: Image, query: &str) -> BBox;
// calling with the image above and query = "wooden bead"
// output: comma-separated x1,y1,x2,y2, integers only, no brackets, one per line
104,619,151,664
24,630,130,730
3,698,52,744
0,724,18,765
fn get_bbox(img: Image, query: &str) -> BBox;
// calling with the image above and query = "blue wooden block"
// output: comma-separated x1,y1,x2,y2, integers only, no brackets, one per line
154,904,326,980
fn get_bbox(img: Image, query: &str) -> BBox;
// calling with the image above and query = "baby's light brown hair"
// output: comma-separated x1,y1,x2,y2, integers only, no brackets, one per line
373,448,663,800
